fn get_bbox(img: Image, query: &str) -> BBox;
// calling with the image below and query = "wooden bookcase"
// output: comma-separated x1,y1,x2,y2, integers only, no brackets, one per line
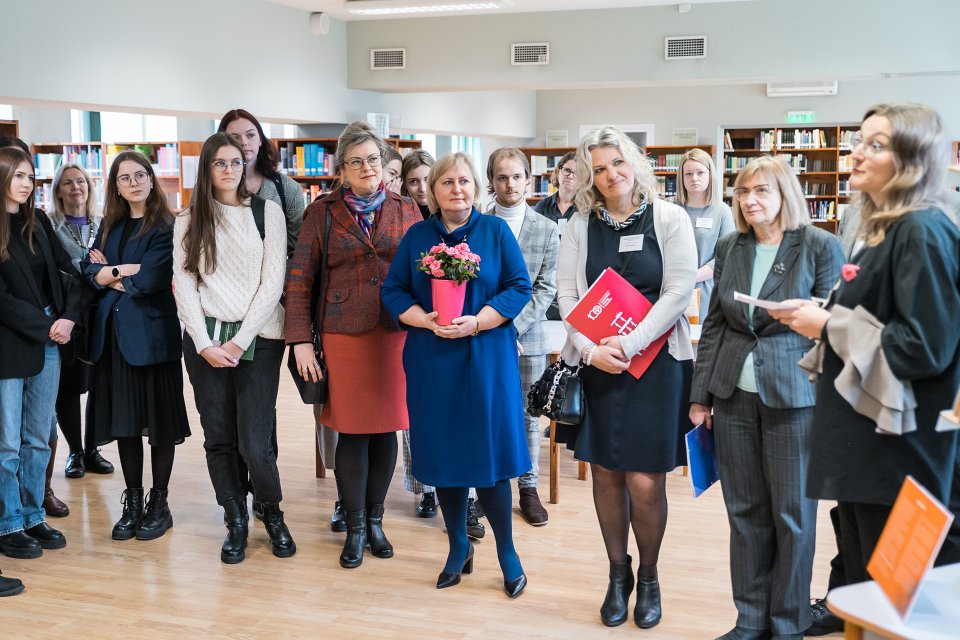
722,126,859,234
0,119,19,138
518,146,576,205
274,137,422,204
31,140,202,211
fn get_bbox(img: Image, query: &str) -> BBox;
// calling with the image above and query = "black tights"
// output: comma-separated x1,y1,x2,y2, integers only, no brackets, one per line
116,437,176,491
55,391,94,454
591,465,667,566
334,432,398,513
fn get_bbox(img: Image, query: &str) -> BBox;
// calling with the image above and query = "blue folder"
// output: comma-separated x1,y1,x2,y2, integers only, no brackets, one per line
685,423,720,498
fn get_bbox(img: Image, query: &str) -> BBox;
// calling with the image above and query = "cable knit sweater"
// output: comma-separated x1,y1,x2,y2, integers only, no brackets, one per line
172,199,286,353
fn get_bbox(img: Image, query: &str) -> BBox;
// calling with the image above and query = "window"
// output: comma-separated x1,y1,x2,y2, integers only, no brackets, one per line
0,104,13,120
99,111,177,142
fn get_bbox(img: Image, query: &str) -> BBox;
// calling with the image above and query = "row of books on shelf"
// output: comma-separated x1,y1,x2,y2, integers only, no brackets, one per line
723,130,776,151
299,184,327,203
655,175,677,199
808,200,837,221
35,145,104,179
104,144,180,176
531,175,558,198
530,154,568,175
778,154,836,173
647,154,687,172
801,183,833,197
838,130,857,150
777,128,831,149
279,142,332,177
838,179,851,195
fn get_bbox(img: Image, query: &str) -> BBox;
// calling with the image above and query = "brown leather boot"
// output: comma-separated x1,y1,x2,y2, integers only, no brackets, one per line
43,439,69,518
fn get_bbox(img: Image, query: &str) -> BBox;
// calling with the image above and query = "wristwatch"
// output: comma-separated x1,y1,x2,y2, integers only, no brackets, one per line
111,267,121,278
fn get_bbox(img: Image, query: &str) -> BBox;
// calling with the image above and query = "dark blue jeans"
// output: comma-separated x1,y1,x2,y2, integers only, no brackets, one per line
182,333,284,506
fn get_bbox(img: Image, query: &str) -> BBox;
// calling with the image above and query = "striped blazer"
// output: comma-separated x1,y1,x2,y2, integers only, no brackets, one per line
284,189,420,342
690,226,843,410
485,206,559,356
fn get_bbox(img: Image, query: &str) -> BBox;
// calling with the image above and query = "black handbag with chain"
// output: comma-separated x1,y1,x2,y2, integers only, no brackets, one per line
287,209,332,405
527,359,585,425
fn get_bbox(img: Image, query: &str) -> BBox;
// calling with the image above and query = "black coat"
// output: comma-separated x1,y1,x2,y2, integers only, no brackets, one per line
807,208,960,505
0,209,82,379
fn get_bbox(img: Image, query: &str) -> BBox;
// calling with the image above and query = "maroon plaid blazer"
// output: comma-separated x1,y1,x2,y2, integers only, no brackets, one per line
285,189,420,342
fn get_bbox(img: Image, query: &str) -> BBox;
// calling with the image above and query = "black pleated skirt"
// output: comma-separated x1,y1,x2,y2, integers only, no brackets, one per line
89,316,191,447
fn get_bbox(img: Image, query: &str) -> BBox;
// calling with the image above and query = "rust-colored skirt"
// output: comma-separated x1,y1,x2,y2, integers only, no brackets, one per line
319,326,409,434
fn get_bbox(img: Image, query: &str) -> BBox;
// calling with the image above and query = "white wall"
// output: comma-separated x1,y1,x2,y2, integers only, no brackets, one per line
535,77,960,149
0,0,352,124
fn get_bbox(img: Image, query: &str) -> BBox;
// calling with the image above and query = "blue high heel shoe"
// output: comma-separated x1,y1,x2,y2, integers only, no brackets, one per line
436,543,475,589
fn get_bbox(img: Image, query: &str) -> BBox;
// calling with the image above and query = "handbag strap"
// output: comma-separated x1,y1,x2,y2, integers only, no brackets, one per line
313,210,333,350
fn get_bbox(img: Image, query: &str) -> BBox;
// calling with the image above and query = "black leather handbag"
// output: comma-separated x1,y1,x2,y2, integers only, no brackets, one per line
527,359,585,425
288,209,332,405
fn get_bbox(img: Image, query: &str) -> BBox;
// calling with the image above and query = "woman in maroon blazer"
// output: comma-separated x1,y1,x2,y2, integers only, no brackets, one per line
285,121,420,569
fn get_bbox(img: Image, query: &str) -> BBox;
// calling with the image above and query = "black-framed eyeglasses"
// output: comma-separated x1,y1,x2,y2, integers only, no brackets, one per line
559,167,576,178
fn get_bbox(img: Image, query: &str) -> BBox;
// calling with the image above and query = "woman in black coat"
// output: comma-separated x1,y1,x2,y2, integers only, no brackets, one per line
0,147,80,559
771,102,960,586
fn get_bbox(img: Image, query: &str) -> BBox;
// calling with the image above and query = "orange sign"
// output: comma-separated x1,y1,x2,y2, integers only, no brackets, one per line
866,476,954,619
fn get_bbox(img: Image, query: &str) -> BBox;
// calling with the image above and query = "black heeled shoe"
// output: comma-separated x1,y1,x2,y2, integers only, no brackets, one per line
504,573,527,598
634,564,662,628
436,544,475,589
600,555,634,626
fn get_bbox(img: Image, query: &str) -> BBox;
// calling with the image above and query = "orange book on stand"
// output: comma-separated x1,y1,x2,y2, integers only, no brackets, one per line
866,476,954,619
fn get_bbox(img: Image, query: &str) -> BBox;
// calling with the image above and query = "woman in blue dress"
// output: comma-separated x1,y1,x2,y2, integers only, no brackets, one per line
382,151,532,597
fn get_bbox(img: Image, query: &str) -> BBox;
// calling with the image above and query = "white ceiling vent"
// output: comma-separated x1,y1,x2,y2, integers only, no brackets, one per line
766,81,838,98
664,35,706,60
370,48,406,70
511,42,549,66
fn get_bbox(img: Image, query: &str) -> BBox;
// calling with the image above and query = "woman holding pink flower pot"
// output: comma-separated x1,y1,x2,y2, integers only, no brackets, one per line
285,121,420,569
382,151,533,598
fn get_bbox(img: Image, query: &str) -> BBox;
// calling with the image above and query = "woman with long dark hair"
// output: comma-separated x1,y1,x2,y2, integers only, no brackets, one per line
0,146,78,559
174,133,293,564
82,150,190,542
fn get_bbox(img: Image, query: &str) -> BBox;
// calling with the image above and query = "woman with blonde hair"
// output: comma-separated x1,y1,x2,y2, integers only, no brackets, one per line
770,102,960,590
674,148,735,322
556,125,697,628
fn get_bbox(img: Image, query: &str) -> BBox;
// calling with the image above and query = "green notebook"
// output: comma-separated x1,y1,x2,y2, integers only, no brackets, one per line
205,317,256,361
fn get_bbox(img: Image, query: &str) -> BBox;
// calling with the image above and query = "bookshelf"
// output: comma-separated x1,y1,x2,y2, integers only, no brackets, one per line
646,144,715,200
0,119,19,138
274,137,422,203
517,147,575,205
722,126,858,233
31,140,202,211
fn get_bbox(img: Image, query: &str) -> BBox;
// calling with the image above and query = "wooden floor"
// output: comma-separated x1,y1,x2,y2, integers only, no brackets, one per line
2,371,842,639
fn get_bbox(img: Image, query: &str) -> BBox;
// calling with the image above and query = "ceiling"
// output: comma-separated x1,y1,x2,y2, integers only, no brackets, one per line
263,0,754,21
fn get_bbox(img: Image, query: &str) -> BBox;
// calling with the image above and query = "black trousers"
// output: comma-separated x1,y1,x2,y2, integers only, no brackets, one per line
182,334,284,506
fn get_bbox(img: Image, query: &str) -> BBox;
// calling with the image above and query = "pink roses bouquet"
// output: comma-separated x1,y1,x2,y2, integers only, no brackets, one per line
418,242,481,285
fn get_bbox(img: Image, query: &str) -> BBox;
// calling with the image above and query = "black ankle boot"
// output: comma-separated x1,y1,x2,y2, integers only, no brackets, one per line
634,564,662,628
601,555,634,626
221,498,248,564
366,504,393,559
330,498,346,532
261,502,296,558
112,488,144,541
340,509,366,569
136,489,173,541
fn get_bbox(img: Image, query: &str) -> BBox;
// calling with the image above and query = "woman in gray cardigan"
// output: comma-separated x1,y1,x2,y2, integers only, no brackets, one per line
46,163,113,499
556,126,697,630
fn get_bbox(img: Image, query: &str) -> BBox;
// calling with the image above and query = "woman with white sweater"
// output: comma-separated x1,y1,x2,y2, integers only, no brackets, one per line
173,132,293,564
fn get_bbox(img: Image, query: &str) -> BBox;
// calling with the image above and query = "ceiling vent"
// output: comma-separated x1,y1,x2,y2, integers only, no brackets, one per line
664,35,706,60
370,48,406,70
766,81,839,97
511,42,549,66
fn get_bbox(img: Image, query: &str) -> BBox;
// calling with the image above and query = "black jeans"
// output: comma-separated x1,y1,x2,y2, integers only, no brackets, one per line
182,333,284,506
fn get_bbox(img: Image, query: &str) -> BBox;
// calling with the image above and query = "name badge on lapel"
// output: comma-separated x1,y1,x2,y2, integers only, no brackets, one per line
695,217,713,229
557,218,567,236
619,234,644,253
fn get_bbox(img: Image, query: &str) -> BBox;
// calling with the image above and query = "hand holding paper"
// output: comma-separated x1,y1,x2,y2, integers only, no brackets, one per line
733,291,800,311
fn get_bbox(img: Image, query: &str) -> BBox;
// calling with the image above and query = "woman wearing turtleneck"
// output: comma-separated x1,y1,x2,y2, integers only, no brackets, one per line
46,164,114,511
285,122,420,569
382,151,533,597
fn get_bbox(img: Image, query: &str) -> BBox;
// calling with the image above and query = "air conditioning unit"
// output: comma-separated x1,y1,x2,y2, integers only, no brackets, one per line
766,81,838,98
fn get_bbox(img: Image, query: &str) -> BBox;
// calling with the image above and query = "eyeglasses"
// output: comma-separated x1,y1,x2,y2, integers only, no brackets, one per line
732,184,776,201
117,171,150,187
559,167,576,178
848,132,888,158
345,154,382,171
212,159,245,173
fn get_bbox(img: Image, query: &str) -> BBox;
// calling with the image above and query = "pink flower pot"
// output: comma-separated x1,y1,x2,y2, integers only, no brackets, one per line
431,278,467,326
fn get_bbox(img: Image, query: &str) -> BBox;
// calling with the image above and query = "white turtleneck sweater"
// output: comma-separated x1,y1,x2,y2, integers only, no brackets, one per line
172,199,287,353
493,200,525,239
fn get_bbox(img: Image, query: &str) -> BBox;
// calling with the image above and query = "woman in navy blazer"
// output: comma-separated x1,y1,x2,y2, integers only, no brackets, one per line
0,147,80,560
82,151,190,543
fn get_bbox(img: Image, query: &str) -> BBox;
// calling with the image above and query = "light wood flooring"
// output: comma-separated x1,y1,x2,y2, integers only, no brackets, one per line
1,372,842,639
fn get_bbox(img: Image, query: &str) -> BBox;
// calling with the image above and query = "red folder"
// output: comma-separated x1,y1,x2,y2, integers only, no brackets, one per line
565,267,672,379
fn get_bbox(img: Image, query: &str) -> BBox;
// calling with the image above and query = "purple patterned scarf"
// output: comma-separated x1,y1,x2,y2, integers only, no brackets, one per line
342,185,386,237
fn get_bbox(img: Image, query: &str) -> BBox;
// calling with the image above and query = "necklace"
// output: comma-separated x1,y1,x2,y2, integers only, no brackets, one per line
64,220,96,252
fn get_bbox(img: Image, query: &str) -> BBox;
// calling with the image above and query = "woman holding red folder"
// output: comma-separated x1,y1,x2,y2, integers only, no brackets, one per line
556,125,697,629
690,155,843,640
